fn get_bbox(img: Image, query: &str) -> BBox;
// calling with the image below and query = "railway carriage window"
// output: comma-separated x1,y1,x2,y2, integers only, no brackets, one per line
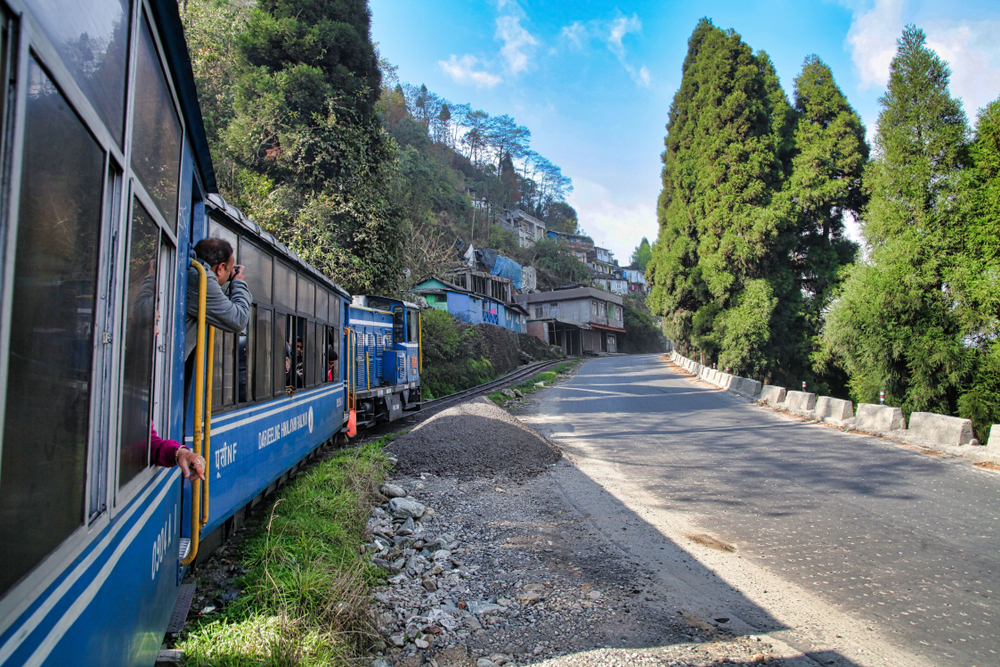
298,275,314,316
255,308,272,400
274,261,296,311
307,321,317,386
274,314,288,394
237,329,249,403
242,241,272,304
209,220,239,262
316,288,329,323
118,202,160,489
131,14,181,230
293,317,306,389
32,0,130,147
223,331,235,405
0,59,105,595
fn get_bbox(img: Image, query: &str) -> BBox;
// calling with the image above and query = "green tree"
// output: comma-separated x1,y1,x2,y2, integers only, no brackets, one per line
629,237,652,271
825,25,970,415
647,18,795,379
788,55,868,391
224,0,403,293
956,100,1000,439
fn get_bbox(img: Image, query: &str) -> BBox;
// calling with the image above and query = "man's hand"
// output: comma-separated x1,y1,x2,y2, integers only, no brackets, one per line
233,265,245,281
177,448,206,481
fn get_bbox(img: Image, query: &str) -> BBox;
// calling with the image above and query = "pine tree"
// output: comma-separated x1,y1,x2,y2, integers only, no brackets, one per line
825,26,970,414
629,238,652,271
647,18,795,375
787,55,868,392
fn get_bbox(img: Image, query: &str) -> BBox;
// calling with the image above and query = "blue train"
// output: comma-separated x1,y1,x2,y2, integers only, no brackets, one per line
0,2,418,665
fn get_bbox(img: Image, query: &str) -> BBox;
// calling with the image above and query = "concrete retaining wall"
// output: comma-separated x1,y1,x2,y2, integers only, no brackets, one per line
760,385,786,406
855,404,905,432
784,391,817,413
906,412,975,446
814,396,854,423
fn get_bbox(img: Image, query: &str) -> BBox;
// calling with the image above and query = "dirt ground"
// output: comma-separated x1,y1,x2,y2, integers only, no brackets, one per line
368,376,791,667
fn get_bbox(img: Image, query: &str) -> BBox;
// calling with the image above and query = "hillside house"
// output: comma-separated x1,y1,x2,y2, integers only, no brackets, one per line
515,284,625,355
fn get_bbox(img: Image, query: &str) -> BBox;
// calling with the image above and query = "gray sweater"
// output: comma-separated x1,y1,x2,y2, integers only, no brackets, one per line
185,256,252,359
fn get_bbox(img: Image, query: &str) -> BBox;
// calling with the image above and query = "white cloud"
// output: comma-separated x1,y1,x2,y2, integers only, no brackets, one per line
568,179,658,262
561,21,587,51
846,1,1000,115
439,55,502,87
846,0,906,89
605,14,652,88
496,15,538,75
926,22,1000,116
607,14,642,59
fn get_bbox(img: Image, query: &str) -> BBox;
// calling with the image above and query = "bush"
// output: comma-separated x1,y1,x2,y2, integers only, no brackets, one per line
421,309,496,397
620,301,667,354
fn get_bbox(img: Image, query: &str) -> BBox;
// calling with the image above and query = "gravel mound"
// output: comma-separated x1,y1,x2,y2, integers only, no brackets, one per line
387,398,561,479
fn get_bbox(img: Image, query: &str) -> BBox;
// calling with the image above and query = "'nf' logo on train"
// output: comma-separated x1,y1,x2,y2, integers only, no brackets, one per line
258,407,315,450
214,441,237,479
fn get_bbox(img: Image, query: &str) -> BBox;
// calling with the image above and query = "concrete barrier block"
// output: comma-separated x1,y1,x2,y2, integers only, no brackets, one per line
907,412,974,446
729,377,745,394
720,373,735,390
746,380,762,398
760,385,786,406
784,390,817,413
855,404,905,432
988,425,1000,450
814,396,854,422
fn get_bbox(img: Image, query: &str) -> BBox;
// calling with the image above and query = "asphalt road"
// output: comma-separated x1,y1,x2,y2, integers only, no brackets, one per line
532,354,1000,667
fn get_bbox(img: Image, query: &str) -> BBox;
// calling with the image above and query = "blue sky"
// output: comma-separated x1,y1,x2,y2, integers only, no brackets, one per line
371,0,1000,263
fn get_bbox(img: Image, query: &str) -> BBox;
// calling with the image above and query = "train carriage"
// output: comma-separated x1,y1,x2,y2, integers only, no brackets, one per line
0,1,356,665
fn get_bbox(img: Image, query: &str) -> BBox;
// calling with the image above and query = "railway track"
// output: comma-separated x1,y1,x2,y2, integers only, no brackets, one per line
422,358,570,411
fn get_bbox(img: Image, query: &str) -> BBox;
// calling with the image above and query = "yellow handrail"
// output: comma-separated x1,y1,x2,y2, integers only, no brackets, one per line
182,260,208,566
418,311,422,376
202,325,215,527
365,349,370,391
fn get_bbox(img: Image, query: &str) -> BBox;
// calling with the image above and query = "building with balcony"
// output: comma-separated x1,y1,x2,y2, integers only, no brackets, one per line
499,208,547,248
515,284,625,355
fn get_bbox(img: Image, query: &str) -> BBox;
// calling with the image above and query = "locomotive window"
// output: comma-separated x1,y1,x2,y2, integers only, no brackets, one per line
0,58,104,596
407,309,419,344
393,306,404,343
315,288,329,323
297,275,314,316
131,13,181,230
211,328,224,410
274,261,296,311
241,240,271,305
238,328,249,404
254,308,272,400
32,0,129,148
119,202,161,489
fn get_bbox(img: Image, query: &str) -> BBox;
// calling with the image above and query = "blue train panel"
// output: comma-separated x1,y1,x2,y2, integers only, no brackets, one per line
185,383,346,535
0,470,181,667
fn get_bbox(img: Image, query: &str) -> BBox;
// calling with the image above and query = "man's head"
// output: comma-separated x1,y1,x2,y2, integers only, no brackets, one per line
194,238,236,286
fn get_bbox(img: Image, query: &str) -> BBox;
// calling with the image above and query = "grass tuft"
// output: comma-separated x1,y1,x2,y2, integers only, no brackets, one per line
178,438,393,666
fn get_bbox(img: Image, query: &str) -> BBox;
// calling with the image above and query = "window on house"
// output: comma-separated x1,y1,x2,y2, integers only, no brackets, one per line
549,303,558,318
534,306,543,319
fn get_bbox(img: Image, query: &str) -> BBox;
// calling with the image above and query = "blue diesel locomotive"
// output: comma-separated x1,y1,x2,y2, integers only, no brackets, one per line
0,2,417,665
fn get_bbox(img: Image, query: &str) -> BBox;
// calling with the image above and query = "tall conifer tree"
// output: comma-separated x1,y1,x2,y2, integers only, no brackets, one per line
825,26,970,414
787,56,868,391
647,19,795,377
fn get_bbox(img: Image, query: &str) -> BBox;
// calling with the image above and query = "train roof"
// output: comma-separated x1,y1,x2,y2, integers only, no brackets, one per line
150,0,216,192
205,193,351,300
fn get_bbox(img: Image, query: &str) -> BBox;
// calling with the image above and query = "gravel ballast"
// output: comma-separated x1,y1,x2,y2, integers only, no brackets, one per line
367,385,783,667
388,398,562,479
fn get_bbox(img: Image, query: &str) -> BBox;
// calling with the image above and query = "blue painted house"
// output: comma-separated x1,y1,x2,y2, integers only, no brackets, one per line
412,277,528,334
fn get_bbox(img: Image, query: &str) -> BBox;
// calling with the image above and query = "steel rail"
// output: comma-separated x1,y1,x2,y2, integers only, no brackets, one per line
422,358,570,410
